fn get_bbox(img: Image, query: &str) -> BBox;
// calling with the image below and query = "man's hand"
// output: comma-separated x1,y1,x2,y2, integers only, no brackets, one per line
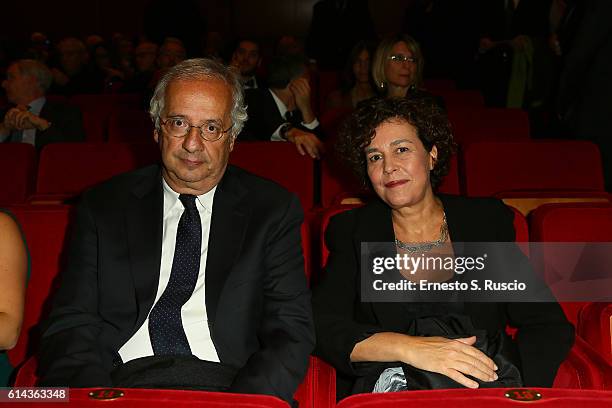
401,335,498,389
3,107,51,131
289,78,315,124
285,128,324,159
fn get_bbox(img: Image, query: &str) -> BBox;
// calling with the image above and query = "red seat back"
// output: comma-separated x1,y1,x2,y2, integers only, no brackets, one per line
463,141,605,197
0,144,37,205
6,205,73,366
108,109,154,143
530,203,612,325
230,142,315,210
448,108,530,145
35,143,146,195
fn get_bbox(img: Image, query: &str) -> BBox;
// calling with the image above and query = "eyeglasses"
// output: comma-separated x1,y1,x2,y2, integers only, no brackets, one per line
388,54,418,63
159,117,233,141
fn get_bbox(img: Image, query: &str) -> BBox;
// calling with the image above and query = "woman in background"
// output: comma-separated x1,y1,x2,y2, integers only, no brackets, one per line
326,41,376,111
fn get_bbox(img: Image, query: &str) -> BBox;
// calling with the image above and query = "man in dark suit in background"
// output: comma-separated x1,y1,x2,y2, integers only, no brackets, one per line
240,54,325,159
38,58,314,404
306,0,377,70
229,39,264,90
557,0,612,191
0,59,85,150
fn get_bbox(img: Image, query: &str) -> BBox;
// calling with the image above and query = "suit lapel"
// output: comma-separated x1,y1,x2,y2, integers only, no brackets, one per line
205,166,250,325
125,166,164,327
353,200,405,328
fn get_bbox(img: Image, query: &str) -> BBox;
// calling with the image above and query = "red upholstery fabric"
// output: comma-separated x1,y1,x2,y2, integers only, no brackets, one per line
5,205,73,367
1,387,290,407
530,203,612,353
424,79,456,92
81,109,109,142
530,203,612,242
0,143,37,205
579,303,612,364
463,140,605,197
320,106,353,138
15,355,336,408
335,387,612,408
317,71,340,114
294,356,336,408
34,143,150,197
448,108,530,146
108,109,154,143
230,142,315,210
70,94,142,142
437,90,484,109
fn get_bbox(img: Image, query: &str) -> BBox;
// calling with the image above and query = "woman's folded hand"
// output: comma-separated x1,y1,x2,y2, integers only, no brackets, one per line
401,335,498,389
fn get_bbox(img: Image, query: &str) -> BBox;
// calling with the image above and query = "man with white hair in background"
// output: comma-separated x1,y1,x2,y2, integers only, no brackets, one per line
0,59,85,149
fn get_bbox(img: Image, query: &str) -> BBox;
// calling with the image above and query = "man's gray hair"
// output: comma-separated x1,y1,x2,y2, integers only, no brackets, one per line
149,58,248,138
15,59,53,93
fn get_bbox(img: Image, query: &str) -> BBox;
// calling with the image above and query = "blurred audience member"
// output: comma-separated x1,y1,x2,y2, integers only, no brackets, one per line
0,211,27,387
23,32,51,64
557,0,612,191
90,42,125,89
157,37,186,70
306,0,377,70
372,35,424,97
240,54,325,159
230,39,263,89
205,31,226,62
122,41,158,94
50,37,105,95
325,41,375,111
477,0,554,107
1,59,85,149
276,35,305,57
111,33,135,77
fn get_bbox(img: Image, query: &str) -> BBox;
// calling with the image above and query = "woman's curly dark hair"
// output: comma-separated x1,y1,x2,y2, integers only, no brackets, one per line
336,96,456,191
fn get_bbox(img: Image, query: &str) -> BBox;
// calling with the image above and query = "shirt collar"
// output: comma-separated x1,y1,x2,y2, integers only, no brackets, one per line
162,177,216,215
269,89,288,120
27,96,46,116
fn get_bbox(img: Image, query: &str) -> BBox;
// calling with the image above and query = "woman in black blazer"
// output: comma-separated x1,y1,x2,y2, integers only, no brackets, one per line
312,97,574,399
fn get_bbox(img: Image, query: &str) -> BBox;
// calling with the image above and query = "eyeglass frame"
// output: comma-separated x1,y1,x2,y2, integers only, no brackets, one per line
387,54,418,64
158,116,233,142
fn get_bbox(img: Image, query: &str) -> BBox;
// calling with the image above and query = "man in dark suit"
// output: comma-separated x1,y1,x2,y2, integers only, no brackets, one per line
239,54,324,159
38,58,314,404
1,59,85,150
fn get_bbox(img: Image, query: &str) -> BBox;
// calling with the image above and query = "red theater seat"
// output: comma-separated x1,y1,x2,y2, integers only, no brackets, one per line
530,203,612,354
438,90,485,109
230,142,315,210
5,385,291,407
32,143,155,203
317,70,340,114
424,79,456,92
448,108,530,146
108,109,154,143
463,141,606,206
335,387,612,408
6,205,73,367
0,143,37,205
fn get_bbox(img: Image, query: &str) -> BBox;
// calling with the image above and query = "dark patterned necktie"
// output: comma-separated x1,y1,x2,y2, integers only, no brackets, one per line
149,194,202,355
